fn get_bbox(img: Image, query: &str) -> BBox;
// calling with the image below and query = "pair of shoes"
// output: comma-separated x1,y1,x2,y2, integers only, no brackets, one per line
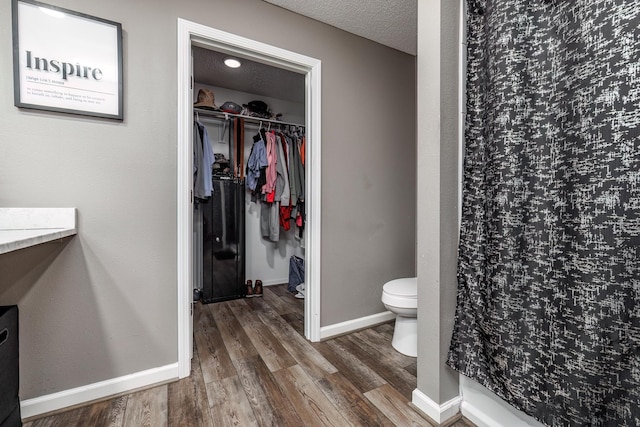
254,280,263,297
245,279,263,298
295,283,305,299
246,280,254,298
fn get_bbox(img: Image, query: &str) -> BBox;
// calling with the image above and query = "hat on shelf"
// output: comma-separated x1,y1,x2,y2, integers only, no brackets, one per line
243,100,269,115
194,89,218,109
220,101,242,114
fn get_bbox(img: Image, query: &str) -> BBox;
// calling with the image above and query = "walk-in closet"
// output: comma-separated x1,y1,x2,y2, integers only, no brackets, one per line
192,46,307,308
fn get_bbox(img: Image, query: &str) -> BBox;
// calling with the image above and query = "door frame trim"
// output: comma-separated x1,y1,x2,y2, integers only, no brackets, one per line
176,18,322,377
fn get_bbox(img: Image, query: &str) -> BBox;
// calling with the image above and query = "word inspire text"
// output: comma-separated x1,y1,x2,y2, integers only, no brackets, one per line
25,51,103,81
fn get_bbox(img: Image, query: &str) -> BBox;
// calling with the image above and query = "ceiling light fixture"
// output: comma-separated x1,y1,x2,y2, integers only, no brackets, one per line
224,58,242,69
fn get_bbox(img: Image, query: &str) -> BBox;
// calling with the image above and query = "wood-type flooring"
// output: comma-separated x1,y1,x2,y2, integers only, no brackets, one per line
24,284,475,427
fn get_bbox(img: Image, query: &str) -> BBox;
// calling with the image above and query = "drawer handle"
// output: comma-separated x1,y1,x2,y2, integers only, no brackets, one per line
0,328,8,347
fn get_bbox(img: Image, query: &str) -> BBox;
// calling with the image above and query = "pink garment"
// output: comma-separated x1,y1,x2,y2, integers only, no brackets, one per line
262,131,278,194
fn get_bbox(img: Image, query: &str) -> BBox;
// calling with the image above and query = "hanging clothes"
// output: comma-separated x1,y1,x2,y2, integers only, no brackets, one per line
246,123,306,242
262,131,278,196
260,131,290,242
246,132,268,192
288,132,305,212
278,132,293,231
260,201,280,242
193,120,215,201
275,133,290,205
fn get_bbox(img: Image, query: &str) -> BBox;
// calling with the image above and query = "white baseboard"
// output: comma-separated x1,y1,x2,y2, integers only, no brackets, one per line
319,311,395,340
412,388,462,424
20,363,179,420
261,278,289,287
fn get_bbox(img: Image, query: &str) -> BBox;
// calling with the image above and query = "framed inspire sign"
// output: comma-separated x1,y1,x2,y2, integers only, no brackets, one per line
12,0,123,120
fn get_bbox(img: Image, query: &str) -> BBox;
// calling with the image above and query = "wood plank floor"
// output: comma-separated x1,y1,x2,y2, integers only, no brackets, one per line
24,284,475,427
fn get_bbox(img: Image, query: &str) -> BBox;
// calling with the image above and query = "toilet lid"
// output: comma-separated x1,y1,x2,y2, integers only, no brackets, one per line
383,277,417,298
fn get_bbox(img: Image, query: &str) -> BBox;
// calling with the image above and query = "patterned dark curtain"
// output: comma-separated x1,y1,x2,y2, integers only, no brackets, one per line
447,1,640,426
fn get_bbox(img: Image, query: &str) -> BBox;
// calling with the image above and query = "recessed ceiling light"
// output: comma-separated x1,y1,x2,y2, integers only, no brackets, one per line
224,58,241,69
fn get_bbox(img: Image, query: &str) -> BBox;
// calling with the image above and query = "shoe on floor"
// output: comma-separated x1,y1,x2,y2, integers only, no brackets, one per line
254,280,263,297
246,280,254,298
294,290,304,299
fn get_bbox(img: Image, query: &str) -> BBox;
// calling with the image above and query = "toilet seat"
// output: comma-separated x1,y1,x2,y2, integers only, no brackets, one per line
382,277,417,309
381,277,418,357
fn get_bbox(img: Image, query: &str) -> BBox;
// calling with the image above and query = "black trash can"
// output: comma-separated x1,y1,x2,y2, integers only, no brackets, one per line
0,306,21,427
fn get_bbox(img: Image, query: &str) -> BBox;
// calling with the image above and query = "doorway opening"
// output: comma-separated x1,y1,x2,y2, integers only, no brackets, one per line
176,19,322,377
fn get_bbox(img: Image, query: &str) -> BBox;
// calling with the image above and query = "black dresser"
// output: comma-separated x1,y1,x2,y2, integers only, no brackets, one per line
201,177,246,303
0,306,20,427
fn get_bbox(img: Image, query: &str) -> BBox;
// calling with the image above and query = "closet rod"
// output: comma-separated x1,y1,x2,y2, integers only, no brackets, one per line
194,107,305,128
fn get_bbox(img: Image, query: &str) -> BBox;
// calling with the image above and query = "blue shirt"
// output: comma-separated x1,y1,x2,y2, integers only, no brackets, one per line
246,136,268,191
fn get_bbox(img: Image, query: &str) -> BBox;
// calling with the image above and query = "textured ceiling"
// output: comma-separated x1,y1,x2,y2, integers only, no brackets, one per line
193,46,305,103
193,1,417,103
262,0,417,55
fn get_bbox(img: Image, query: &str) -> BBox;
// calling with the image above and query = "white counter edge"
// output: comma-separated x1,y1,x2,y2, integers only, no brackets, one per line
0,208,77,254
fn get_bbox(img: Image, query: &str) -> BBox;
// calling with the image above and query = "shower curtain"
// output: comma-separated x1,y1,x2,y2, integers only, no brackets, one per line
447,1,640,426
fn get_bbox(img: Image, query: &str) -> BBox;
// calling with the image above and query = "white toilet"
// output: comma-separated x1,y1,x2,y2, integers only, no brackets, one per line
381,277,417,357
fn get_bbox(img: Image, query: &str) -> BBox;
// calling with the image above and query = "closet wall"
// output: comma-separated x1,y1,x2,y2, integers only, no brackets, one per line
194,82,305,286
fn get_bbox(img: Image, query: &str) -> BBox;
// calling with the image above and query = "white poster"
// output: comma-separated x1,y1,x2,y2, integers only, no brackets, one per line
13,0,123,120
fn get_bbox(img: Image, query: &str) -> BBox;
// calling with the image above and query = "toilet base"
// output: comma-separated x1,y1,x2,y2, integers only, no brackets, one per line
391,315,417,357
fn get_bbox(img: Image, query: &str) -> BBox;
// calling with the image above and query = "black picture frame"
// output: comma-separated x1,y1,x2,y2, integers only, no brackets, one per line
12,0,123,120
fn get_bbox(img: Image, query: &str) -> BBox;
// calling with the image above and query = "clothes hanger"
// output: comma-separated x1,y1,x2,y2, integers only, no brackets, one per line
218,119,228,144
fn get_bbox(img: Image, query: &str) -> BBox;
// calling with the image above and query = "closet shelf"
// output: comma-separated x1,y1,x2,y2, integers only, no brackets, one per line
0,208,77,254
194,107,305,128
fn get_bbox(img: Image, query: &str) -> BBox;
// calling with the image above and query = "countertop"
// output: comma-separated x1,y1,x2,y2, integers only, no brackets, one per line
0,208,77,255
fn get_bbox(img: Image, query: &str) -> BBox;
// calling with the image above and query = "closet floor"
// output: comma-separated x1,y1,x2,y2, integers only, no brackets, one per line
24,284,475,427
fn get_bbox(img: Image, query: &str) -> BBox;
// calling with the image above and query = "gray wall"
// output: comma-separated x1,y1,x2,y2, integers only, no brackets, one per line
0,0,416,400
416,0,460,405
